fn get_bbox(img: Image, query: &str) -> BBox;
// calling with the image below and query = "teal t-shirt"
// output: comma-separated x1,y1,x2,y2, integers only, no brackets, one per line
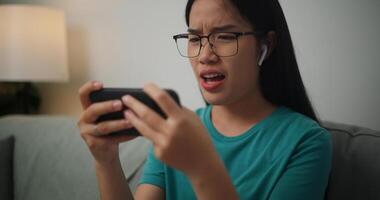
139,106,332,200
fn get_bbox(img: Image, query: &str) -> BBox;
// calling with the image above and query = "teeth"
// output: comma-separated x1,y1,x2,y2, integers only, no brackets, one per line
203,73,223,78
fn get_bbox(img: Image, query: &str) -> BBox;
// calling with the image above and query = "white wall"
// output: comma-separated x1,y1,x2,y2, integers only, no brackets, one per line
2,0,379,130
281,0,380,130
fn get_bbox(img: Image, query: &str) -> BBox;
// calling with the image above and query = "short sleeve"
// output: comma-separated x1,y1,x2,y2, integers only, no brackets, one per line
138,145,166,189
269,128,332,200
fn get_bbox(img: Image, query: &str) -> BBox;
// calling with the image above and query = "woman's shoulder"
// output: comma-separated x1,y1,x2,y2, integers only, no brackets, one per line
274,106,330,141
193,105,330,140
277,106,319,126
266,107,331,159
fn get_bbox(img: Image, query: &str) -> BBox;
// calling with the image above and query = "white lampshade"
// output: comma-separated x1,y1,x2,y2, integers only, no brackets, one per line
0,4,69,82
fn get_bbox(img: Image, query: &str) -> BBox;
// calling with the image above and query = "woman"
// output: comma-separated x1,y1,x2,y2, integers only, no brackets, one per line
77,0,332,199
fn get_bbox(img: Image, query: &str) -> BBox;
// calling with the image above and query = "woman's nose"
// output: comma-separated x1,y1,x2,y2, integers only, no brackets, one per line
199,41,219,64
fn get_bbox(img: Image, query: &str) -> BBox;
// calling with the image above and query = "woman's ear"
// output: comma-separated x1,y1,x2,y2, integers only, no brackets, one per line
258,31,276,67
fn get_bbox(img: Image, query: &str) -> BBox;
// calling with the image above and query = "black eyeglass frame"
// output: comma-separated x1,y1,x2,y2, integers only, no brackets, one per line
172,31,265,58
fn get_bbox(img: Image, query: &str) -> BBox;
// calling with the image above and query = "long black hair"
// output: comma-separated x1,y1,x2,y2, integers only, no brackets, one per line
185,0,319,122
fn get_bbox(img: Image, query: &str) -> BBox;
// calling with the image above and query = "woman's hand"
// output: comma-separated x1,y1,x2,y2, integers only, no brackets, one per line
77,81,137,165
122,83,220,178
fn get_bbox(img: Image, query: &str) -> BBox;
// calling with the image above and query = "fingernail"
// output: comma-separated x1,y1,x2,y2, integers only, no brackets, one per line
122,95,129,103
124,109,133,116
93,81,102,88
113,101,122,110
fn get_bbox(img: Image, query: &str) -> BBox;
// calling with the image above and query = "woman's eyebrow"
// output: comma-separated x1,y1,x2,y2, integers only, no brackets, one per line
187,24,238,34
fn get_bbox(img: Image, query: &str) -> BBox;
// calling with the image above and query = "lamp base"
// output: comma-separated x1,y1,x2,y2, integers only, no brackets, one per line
0,82,41,115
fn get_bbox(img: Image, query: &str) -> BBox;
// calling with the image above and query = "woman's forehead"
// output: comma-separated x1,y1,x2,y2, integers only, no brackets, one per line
189,0,251,32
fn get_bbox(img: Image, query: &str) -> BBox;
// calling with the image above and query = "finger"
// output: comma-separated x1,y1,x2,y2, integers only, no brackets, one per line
78,80,103,109
107,134,138,143
124,110,159,142
122,94,166,131
143,83,181,118
78,123,137,144
82,100,123,123
78,122,97,139
92,119,133,136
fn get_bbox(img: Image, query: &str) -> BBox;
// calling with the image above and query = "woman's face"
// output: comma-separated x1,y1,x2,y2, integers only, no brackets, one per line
189,0,262,106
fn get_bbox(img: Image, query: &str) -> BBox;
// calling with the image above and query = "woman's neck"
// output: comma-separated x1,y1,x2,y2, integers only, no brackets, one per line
211,93,277,137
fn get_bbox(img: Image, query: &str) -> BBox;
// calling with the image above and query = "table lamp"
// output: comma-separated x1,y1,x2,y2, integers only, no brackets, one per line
0,4,68,115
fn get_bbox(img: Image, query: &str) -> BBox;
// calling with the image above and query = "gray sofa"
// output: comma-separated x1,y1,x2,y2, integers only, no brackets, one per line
0,115,379,200
323,121,380,200
0,115,150,200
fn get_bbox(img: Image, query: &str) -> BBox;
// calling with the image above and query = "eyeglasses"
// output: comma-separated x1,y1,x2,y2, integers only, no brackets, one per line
172,31,263,58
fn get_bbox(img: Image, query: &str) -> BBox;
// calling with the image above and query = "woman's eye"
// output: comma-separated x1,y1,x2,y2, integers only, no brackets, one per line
217,34,235,41
189,37,200,43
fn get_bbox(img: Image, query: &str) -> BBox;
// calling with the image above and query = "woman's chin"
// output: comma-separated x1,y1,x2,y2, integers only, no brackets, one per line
202,93,227,105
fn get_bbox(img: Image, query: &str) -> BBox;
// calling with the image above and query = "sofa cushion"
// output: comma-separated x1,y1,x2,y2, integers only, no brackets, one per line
0,115,150,200
0,135,14,200
323,121,380,200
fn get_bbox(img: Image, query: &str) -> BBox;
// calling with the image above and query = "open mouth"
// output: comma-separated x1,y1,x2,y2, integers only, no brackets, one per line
199,70,226,91
201,73,226,83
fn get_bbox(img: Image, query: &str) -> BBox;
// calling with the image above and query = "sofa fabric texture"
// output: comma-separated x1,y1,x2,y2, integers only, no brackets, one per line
0,115,379,200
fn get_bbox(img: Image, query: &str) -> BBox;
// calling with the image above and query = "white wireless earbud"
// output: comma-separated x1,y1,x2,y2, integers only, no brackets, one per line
258,44,268,67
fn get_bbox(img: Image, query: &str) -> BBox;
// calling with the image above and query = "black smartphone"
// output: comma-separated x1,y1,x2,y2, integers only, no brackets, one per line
89,88,181,136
